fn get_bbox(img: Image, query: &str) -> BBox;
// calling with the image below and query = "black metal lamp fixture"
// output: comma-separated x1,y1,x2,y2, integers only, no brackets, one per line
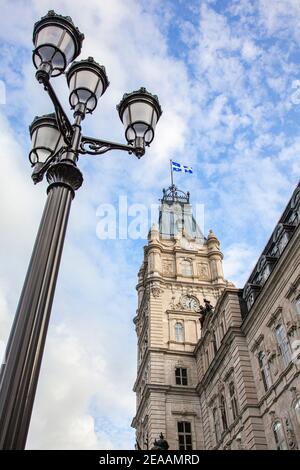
0,10,162,450
66,57,109,114
117,87,162,150
32,10,84,79
29,113,65,166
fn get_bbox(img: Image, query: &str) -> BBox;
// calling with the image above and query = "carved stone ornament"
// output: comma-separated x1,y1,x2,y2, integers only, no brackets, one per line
286,321,297,337
198,263,209,279
162,259,174,276
169,296,176,310
285,417,298,450
151,287,162,298
267,349,277,362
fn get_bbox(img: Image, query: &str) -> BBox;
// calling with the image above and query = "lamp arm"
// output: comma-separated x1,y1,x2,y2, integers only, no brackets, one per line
41,80,74,145
79,135,145,158
79,135,144,158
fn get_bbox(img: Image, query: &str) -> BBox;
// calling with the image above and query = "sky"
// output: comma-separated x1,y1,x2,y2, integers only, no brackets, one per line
0,0,299,449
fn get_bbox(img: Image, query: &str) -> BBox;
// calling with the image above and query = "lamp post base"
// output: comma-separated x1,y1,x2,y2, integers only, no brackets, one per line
0,162,83,449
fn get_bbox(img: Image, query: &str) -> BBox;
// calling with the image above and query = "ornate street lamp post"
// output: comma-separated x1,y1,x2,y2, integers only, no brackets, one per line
0,10,162,450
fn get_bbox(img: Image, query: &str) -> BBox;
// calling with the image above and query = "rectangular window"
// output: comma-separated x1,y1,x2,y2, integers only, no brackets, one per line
205,350,209,369
229,382,239,421
213,408,221,442
220,322,225,339
275,324,291,368
258,351,272,392
212,331,218,355
177,421,192,450
175,367,188,385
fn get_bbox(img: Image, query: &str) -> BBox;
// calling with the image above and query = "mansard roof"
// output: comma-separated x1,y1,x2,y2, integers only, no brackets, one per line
243,181,300,312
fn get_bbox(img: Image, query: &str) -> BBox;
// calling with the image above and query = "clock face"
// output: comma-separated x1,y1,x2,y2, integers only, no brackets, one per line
181,295,200,311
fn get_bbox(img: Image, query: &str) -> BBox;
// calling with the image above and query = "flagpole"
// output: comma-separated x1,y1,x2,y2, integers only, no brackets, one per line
170,159,174,187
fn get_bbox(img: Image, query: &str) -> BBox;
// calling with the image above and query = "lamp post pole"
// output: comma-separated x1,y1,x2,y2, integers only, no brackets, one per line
0,165,81,450
0,10,162,449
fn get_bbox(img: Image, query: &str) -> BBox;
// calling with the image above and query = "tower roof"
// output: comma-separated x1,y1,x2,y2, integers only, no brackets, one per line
158,185,204,244
161,184,190,205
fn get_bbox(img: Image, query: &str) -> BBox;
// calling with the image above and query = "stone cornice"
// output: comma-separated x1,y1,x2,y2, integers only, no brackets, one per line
142,276,225,289
133,383,199,424
171,410,198,416
145,239,209,256
166,309,201,318
148,346,195,357
285,274,300,299
266,307,282,328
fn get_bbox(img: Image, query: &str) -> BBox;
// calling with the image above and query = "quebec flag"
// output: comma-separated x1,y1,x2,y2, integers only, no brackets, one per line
172,161,193,174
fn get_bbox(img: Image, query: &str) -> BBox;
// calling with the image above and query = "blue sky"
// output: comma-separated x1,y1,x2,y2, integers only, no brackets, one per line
0,0,299,449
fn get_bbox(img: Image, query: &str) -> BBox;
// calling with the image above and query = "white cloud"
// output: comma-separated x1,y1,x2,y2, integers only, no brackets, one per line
258,0,300,38
242,39,261,61
223,243,258,287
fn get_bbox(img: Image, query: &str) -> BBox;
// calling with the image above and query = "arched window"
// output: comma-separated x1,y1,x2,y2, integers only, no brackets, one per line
175,322,184,342
273,421,288,450
220,394,228,431
181,260,193,277
258,351,272,391
294,399,300,426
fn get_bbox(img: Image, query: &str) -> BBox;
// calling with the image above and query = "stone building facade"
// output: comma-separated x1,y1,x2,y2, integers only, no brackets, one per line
132,182,300,450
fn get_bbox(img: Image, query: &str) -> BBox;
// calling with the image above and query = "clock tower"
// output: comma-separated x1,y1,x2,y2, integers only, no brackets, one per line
132,185,229,449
